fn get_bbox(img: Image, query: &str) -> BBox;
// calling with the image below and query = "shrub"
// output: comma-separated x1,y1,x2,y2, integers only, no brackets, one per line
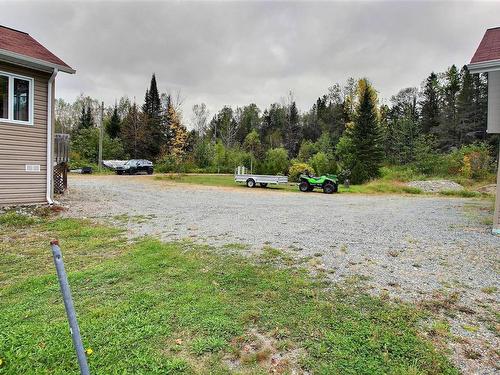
298,140,318,162
309,151,337,176
412,139,493,180
452,143,493,180
193,140,215,169
156,155,184,173
379,166,425,182
289,160,312,182
263,148,289,175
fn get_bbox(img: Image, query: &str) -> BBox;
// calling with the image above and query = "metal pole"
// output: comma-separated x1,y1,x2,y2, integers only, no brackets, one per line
50,240,90,375
98,102,104,171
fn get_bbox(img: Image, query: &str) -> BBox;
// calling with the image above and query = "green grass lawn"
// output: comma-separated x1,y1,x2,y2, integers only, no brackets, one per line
0,212,457,374
154,173,491,198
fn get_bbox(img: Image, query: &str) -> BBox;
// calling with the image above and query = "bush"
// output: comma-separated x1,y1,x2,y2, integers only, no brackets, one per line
156,155,184,173
379,166,425,182
412,139,493,181
71,128,126,164
298,140,318,162
309,151,337,176
263,148,289,175
193,140,215,169
289,160,312,182
449,143,493,180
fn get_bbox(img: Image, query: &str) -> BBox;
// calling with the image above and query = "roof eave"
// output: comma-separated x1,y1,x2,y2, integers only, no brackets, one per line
0,48,75,74
468,59,500,74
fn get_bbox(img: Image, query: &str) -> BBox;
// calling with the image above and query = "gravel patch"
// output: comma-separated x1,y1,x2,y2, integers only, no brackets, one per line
61,174,499,374
407,180,465,193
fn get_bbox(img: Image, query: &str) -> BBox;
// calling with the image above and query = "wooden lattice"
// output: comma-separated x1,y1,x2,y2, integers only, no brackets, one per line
54,163,68,194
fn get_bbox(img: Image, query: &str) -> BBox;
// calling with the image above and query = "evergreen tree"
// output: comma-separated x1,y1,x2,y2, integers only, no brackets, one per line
107,104,121,139
283,101,301,157
437,65,460,148
457,66,475,144
386,88,420,164
209,106,238,147
235,104,260,145
348,79,384,183
471,73,488,135
142,73,163,159
420,72,440,134
78,105,94,132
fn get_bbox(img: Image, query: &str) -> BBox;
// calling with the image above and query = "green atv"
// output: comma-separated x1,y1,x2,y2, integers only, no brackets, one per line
299,173,338,194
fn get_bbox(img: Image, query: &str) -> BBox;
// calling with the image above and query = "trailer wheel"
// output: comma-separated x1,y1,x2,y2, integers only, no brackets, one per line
246,178,256,188
259,183,268,188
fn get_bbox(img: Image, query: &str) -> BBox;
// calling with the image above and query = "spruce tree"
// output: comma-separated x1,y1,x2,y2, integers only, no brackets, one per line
107,104,121,139
420,72,440,134
457,66,475,144
142,74,163,159
438,65,460,148
349,79,384,183
471,73,488,133
283,101,301,157
77,105,94,132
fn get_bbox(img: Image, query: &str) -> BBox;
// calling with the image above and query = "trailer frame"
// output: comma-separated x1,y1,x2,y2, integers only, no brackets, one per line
234,166,288,188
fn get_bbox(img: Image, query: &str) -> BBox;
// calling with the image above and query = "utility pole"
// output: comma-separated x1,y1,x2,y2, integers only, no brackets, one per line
98,101,104,171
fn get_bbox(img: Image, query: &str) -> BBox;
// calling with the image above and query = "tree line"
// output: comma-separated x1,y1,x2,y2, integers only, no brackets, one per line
56,65,497,183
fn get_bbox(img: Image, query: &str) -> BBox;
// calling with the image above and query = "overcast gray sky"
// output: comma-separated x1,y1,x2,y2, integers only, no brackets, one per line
1,1,499,119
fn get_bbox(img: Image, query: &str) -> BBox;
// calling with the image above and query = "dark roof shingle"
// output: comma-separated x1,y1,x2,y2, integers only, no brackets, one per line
471,27,500,64
0,25,72,70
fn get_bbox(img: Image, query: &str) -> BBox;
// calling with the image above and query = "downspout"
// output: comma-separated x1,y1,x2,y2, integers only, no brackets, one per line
46,68,58,205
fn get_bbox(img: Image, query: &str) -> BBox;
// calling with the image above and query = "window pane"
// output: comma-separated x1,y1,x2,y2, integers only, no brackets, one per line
14,78,30,122
0,75,7,119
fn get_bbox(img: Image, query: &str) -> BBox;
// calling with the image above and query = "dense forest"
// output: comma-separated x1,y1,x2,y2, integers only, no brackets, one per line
56,65,498,184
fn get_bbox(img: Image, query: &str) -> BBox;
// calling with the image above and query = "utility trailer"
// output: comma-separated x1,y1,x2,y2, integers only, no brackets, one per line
234,166,288,188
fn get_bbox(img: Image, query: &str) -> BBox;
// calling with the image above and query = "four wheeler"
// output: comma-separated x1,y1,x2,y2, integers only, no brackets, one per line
299,173,338,194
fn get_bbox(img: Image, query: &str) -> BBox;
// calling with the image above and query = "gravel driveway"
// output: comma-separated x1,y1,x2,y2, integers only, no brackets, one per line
62,174,499,374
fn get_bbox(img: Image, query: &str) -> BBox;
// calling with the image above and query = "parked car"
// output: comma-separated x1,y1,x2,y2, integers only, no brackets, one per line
81,166,93,174
115,159,154,175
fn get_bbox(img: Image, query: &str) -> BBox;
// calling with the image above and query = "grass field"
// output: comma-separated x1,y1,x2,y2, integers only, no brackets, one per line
154,173,490,197
0,211,458,374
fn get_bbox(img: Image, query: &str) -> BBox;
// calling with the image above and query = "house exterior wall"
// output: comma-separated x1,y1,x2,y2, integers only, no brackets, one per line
0,60,50,206
488,71,500,134
494,146,500,234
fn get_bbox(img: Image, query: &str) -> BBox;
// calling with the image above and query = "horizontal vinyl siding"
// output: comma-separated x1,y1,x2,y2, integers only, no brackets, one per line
0,61,50,206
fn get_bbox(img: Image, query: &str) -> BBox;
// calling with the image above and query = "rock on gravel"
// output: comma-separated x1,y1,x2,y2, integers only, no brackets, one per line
476,184,496,195
407,180,464,193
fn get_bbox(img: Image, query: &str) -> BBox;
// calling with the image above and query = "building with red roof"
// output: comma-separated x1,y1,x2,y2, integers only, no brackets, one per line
0,25,75,206
468,27,500,234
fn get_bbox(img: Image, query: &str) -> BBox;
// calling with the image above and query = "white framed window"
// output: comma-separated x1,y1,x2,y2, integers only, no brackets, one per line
0,70,34,126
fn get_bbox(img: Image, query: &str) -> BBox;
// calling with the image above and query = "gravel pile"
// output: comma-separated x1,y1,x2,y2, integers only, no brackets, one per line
62,175,499,374
407,180,465,193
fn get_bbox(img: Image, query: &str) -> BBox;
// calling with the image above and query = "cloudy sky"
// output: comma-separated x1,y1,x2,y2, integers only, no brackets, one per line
1,1,499,121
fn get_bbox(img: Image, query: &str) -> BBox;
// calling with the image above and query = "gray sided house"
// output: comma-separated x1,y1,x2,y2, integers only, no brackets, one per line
0,25,74,206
